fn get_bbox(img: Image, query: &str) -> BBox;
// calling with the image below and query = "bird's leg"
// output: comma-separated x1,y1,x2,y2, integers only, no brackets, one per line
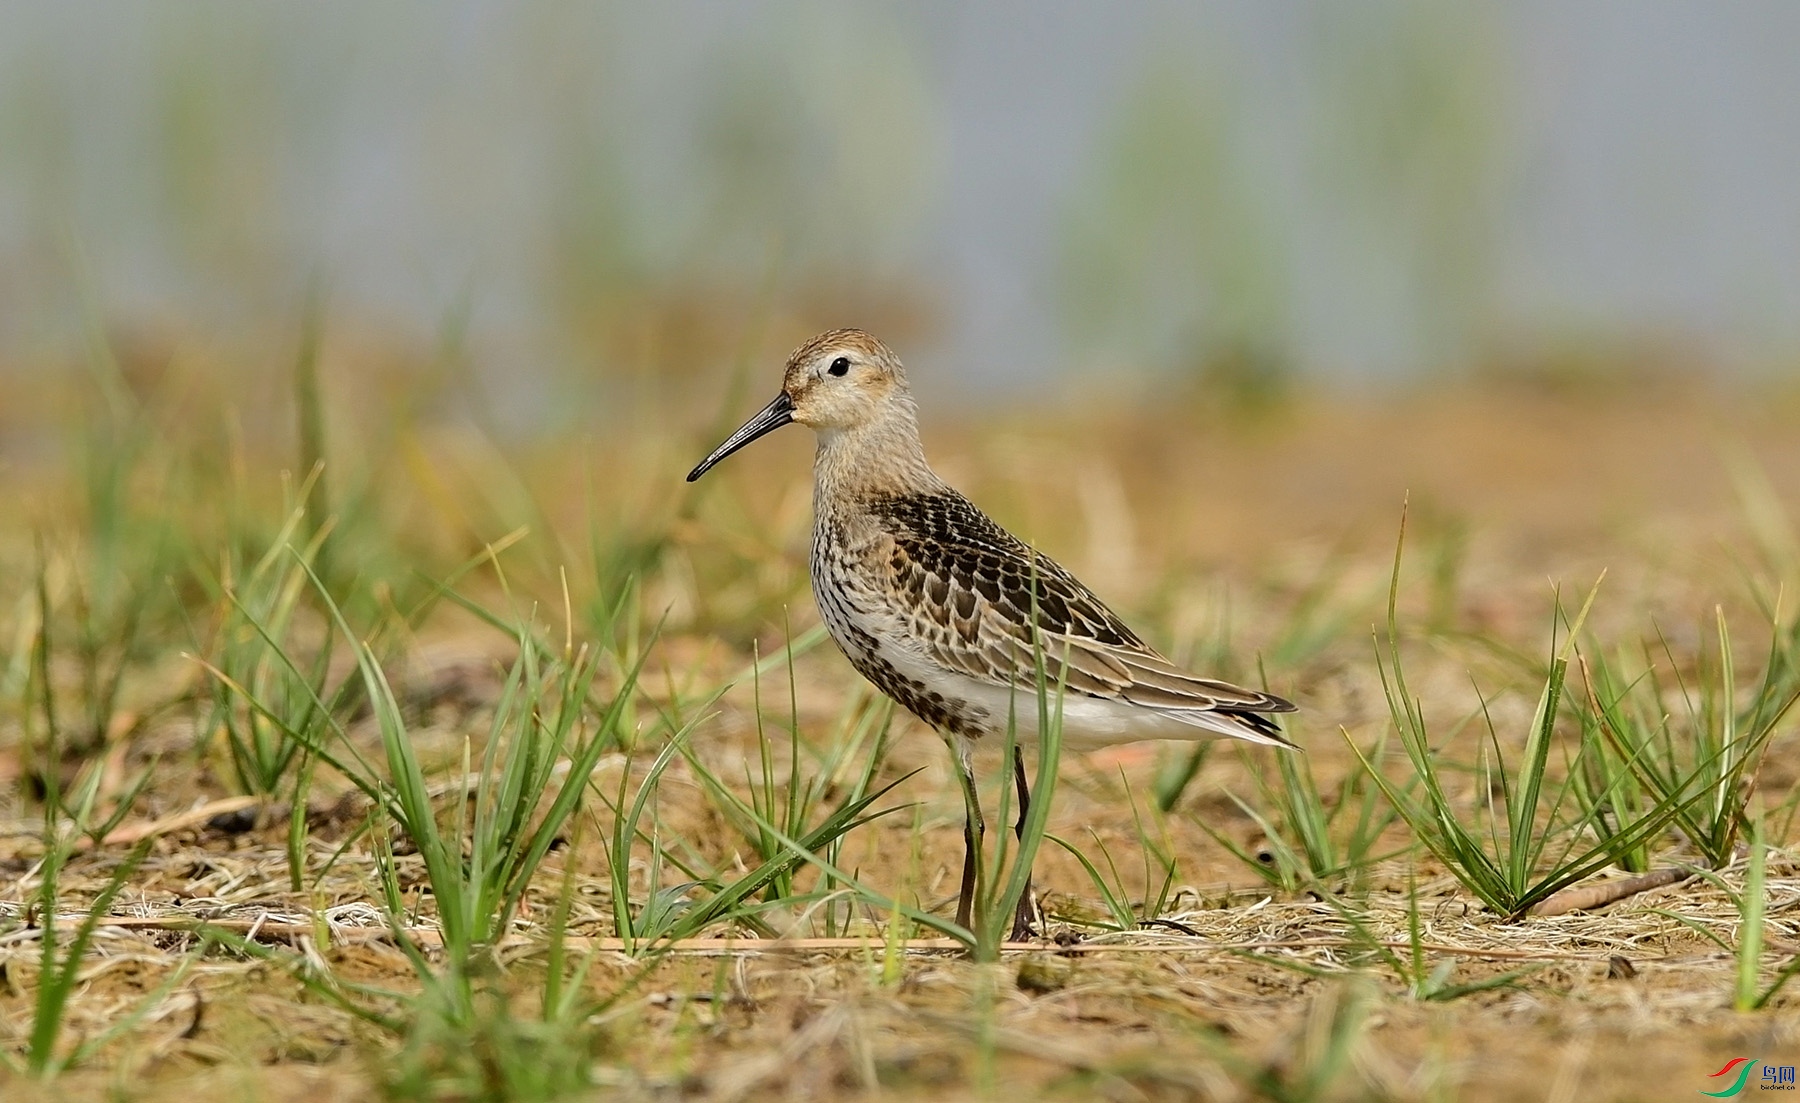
1010,744,1040,941
952,739,984,931
957,814,980,931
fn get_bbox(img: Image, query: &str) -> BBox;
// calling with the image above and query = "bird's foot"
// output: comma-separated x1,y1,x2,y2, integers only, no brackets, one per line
1009,885,1040,942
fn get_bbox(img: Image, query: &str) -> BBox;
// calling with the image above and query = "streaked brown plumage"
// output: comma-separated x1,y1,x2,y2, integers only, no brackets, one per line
688,328,1297,937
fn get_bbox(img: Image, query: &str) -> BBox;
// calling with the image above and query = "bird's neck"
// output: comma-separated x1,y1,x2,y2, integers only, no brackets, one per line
812,412,942,504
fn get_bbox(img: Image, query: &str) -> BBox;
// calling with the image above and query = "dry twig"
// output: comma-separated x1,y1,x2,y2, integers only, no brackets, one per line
1531,867,1693,918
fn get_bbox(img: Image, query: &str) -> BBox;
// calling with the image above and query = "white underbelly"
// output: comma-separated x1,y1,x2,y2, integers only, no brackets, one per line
815,563,1248,752
865,629,1218,751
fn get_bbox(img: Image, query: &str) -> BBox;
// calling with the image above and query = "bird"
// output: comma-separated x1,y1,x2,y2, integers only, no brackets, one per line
686,329,1296,939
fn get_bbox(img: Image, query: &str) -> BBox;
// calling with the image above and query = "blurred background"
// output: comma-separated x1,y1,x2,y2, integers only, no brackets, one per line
6,9,1800,1097
4,0,1799,427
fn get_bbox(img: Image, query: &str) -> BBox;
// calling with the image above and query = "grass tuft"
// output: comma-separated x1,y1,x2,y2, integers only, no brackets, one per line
1359,510,1703,918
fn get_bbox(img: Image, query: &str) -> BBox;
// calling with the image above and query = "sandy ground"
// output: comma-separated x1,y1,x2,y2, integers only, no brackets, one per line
3,379,1800,1100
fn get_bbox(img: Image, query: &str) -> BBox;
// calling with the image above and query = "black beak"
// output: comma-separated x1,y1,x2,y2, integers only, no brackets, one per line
686,392,795,482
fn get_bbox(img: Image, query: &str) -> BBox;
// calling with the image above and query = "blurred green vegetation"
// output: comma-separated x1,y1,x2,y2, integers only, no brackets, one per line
0,3,944,395
1058,3,1507,392
6,1,1786,407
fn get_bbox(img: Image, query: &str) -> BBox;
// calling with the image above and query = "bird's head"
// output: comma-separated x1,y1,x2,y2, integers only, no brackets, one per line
781,329,908,430
687,329,914,482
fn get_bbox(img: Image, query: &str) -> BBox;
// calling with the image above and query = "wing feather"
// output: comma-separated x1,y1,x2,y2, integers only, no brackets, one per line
870,491,1296,741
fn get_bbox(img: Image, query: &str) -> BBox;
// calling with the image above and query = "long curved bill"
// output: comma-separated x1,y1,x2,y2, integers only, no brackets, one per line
686,392,795,482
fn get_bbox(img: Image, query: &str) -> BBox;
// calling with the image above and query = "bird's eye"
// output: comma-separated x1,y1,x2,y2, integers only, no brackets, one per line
828,356,851,377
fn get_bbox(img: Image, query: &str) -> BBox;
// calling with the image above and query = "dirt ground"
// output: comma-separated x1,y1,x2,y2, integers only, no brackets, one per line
3,378,1800,1101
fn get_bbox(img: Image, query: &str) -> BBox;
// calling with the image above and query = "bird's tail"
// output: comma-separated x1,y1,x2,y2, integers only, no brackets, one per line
1155,703,1299,749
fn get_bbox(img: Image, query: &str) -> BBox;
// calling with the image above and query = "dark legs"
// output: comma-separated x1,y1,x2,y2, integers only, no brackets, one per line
953,742,984,931
949,740,1041,941
1010,744,1039,941
956,808,981,930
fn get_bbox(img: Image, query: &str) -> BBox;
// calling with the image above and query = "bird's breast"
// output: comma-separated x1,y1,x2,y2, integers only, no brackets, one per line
810,517,997,741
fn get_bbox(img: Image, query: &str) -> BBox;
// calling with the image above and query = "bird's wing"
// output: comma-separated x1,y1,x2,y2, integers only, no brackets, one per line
870,491,1296,744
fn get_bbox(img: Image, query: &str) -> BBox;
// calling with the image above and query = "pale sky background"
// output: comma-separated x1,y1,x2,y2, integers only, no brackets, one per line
2,1,1798,391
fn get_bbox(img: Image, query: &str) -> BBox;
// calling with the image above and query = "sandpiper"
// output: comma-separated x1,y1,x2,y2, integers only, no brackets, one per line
687,329,1296,937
